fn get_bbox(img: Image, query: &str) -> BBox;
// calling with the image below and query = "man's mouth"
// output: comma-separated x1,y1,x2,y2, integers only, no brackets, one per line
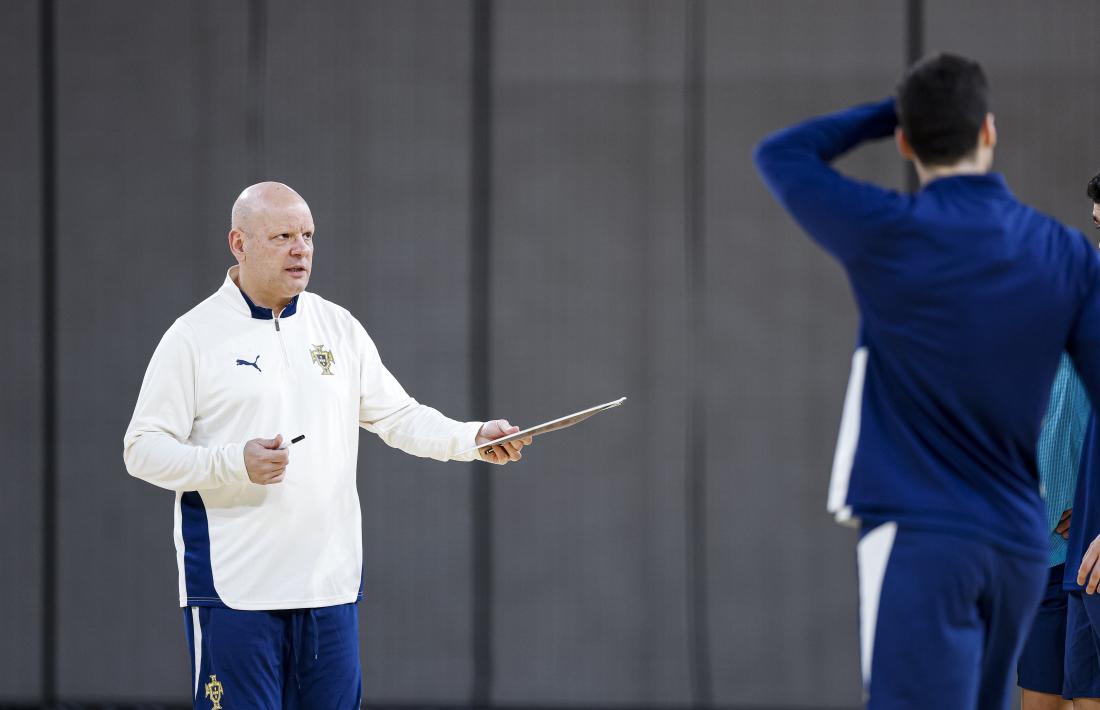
286,266,309,277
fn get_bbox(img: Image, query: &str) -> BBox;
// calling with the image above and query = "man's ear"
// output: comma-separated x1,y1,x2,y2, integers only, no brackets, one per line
980,113,997,148
228,229,246,262
895,127,916,161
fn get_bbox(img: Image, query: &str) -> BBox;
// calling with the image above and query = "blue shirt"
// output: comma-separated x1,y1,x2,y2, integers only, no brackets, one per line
1037,355,1090,566
1068,417,1100,589
754,98,1100,559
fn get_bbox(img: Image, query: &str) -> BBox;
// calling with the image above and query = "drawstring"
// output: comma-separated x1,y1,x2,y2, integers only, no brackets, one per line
290,609,321,690
308,608,319,661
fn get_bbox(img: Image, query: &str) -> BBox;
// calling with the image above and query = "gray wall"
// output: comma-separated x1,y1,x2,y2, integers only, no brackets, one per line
491,1,691,703
703,2,905,704
0,0,43,703
54,0,250,700
259,0,478,698
4,0,1099,706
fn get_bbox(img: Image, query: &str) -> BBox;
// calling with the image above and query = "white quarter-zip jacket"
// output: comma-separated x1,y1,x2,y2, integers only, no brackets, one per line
123,267,482,610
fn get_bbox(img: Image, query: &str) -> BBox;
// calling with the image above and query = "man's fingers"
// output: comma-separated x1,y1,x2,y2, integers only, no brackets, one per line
265,466,286,482
480,439,526,464
259,465,286,480
485,420,510,439
266,473,285,485
1080,544,1099,585
485,442,520,463
259,434,283,449
249,434,283,450
483,444,515,464
1061,508,1073,521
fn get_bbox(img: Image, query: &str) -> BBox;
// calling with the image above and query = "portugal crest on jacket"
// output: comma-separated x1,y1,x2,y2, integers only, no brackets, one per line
310,344,335,375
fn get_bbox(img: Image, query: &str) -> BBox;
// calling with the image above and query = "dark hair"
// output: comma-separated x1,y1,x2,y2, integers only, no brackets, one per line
896,53,990,167
1088,173,1100,204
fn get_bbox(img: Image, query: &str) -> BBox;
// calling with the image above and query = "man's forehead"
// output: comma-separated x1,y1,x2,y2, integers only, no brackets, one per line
259,204,314,231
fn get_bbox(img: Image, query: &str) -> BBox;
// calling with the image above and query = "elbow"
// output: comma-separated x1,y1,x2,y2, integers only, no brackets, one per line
751,137,771,169
752,132,782,173
122,438,140,479
752,135,790,197
122,430,149,480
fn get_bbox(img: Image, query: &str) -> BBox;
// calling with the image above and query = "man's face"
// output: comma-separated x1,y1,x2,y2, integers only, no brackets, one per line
234,198,315,302
1092,202,1100,231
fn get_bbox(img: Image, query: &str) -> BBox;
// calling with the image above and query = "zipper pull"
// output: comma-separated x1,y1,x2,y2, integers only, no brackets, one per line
274,317,281,332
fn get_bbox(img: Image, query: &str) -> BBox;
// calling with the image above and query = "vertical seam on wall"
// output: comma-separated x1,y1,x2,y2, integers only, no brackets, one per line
39,0,57,705
684,0,711,705
469,0,494,704
247,0,267,180
905,0,924,193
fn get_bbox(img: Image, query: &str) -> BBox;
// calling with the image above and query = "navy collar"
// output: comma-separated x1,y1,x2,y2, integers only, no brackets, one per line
922,172,1011,195
239,288,299,320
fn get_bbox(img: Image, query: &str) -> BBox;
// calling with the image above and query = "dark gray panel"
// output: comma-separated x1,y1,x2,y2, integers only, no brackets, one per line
0,0,42,703
55,0,250,700
262,0,475,700
703,1,905,705
925,0,1100,232
492,1,691,703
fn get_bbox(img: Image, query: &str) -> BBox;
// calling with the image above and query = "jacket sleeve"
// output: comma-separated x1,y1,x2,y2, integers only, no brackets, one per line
355,320,483,462
753,97,907,263
123,321,250,491
1068,242,1100,419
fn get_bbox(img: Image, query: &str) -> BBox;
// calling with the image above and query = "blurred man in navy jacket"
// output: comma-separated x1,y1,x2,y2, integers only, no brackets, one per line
755,53,1100,709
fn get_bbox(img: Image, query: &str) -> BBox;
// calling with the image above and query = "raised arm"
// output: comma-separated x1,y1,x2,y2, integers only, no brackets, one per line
753,97,907,263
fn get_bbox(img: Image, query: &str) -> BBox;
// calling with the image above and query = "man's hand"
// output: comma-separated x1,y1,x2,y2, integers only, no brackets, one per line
1078,532,1100,594
476,419,533,465
1057,508,1072,540
244,435,289,484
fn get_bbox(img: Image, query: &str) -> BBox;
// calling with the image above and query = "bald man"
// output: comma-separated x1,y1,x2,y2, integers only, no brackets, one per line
124,182,530,709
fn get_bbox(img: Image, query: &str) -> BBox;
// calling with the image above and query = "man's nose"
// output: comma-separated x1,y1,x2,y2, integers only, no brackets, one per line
289,235,312,254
